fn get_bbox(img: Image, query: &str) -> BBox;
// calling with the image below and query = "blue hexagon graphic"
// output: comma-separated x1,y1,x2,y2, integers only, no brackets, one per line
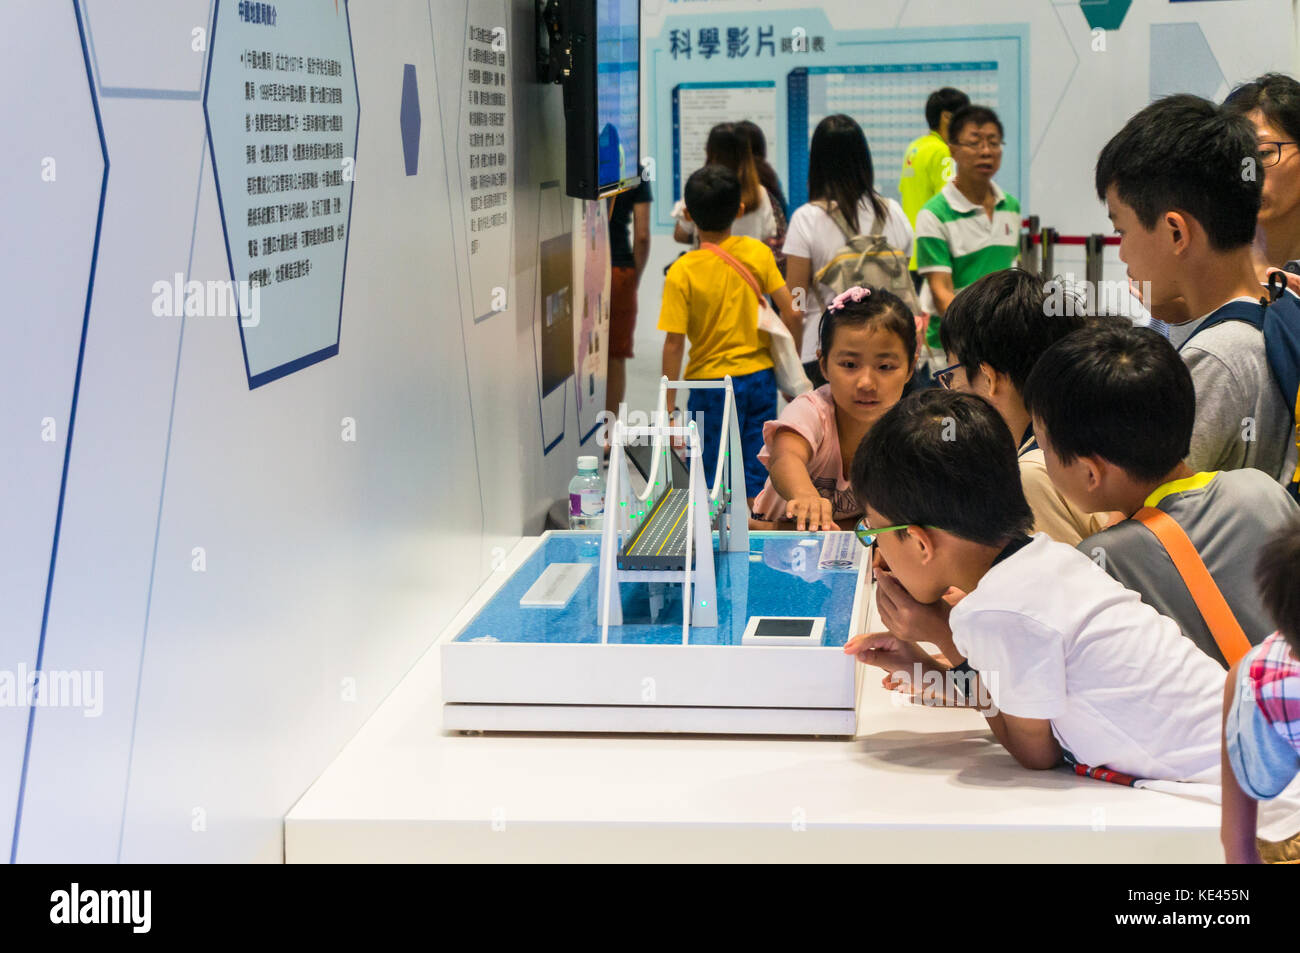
203,0,360,388
401,64,420,175
1081,0,1132,32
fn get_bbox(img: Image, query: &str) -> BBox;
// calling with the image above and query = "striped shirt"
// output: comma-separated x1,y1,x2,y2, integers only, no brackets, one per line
1228,632,1300,799
915,181,1021,347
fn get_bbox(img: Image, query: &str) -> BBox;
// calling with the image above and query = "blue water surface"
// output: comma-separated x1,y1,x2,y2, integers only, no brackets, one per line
453,532,862,647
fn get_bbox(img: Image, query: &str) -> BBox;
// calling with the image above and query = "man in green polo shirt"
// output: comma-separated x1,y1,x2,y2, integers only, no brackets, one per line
915,105,1021,366
899,87,969,279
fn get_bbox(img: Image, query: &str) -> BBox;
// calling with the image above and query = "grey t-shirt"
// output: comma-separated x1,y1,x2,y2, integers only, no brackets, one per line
1175,306,1298,483
1077,468,1300,668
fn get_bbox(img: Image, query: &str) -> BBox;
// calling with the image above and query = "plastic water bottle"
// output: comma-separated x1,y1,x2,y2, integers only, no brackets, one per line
568,455,605,530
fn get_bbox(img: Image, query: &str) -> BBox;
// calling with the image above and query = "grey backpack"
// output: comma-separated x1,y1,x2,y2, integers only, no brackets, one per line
813,202,923,316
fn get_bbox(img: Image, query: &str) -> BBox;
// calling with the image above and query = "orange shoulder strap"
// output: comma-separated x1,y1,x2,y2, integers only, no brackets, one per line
1134,506,1252,665
700,241,763,301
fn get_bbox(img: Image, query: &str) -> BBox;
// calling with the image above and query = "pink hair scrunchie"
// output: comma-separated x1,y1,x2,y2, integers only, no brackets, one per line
827,286,871,313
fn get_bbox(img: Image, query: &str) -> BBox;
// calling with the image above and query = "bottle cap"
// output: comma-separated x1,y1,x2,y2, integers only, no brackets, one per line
577,455,599,472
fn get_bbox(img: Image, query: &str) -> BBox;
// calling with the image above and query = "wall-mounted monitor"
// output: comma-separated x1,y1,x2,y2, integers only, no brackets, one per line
560,0,641,200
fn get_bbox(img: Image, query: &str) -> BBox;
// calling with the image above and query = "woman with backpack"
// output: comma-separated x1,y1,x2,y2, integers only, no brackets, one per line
784,114,919,387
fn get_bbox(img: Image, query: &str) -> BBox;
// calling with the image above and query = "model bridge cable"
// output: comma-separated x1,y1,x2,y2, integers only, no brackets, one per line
597,377,749,643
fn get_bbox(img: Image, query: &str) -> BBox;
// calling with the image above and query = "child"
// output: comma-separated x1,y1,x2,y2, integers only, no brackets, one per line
1222,522,1300,863
752,286,915,531
1022,324,1300,667
938,268,1108,545
845,390,1232,781
659,165,801,503
1095,94,1297,483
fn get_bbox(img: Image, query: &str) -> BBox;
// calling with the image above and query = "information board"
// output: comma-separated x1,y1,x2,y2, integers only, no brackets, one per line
459,11,513,321
788,62,1000,208
672,82,777,204
204,0,359,387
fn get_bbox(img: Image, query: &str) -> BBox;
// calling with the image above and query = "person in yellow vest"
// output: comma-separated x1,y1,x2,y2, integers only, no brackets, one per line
899,87,969,289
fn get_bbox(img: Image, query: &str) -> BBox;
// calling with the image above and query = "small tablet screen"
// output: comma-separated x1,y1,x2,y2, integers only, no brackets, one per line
754,618,814,638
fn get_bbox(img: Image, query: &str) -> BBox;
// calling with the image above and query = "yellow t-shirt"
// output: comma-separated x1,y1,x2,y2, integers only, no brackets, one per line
657,235,782,380
898,130,951,270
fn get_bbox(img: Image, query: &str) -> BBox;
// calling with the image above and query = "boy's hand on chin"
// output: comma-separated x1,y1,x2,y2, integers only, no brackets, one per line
874,569,954,645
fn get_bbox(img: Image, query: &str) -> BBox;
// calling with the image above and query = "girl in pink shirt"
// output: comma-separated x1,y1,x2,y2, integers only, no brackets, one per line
752,286,916,530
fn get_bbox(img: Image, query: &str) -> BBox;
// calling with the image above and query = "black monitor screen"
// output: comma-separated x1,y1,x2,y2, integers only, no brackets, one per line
563,0,641,199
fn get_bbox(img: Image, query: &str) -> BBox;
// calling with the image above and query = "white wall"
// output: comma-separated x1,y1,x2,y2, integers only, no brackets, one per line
0,0,592,863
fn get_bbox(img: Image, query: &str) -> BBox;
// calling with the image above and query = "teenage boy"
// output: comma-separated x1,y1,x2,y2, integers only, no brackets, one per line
659,165,801,503
1095,94,1297,483
1022,325,1300,667
900,87,970,280
938,269,1107,545
844,390,1229,780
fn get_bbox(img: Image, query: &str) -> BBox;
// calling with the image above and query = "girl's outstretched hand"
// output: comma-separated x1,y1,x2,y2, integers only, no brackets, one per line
786,493,834,532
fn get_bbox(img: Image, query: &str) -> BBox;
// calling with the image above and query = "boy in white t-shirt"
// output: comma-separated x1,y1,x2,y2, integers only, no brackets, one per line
843,389,1231,781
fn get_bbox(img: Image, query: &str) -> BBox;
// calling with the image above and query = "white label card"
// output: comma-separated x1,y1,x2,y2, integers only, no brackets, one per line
818,532,862,572
519,562,592,608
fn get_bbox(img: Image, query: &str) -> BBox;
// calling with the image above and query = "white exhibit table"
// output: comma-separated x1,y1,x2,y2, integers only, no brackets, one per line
285,537,1223,863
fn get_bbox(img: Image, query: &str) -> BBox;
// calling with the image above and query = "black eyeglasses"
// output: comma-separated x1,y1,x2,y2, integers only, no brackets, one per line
956,136,1003,152
1260,141,1297,168
934,361,962,390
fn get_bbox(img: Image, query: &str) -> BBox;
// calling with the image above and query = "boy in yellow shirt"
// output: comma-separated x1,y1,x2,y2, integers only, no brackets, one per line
659,165,801,504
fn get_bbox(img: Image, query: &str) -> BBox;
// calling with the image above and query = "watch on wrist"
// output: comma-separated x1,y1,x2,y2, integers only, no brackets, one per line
950,660,976,703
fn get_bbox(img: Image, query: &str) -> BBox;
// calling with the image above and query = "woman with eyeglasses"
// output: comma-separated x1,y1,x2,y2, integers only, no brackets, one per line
1225,74,1300,277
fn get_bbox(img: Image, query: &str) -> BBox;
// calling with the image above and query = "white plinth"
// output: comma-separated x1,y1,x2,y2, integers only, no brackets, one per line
285,537,1224,863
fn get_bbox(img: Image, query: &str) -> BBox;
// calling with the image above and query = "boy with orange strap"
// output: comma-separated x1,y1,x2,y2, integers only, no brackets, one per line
1022,324,1299,668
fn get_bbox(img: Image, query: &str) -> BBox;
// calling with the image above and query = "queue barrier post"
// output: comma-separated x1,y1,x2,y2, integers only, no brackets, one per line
1041,226,1058,279
1021,214,1041,276
1085,233,1104,287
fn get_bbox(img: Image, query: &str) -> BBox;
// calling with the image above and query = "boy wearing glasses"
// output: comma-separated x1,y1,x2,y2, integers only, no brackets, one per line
914,105,1020,372
844,390,1242,783
1096,94,1297,484
937,268,1109,545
